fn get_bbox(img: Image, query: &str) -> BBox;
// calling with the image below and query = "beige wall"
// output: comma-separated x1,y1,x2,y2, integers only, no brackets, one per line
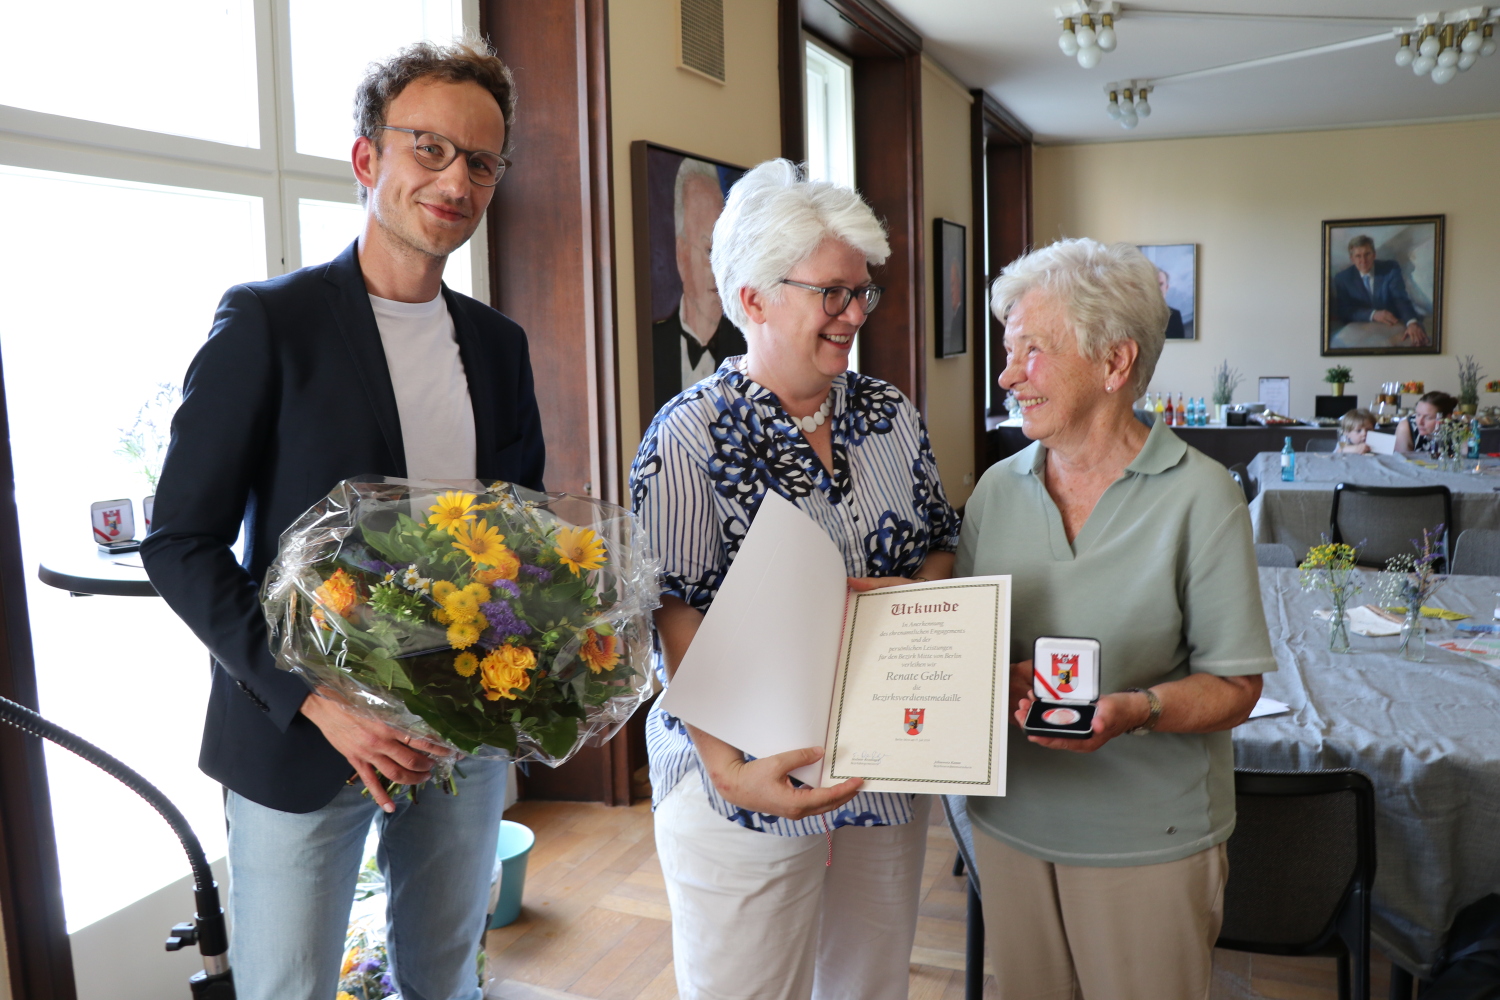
920,57,976,507
609,0,783,456
1034,118,1500,417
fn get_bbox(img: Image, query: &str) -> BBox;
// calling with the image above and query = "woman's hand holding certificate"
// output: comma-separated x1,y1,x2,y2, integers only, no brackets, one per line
661,493,1010,797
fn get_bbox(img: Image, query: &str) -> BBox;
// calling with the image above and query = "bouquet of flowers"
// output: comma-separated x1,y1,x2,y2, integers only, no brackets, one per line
1373,524,1446,662
1300,541,1361,653
263,479,659,767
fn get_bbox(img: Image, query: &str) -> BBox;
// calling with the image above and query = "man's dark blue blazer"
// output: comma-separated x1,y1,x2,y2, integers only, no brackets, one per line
1332,260,1419,325
141,241,546,814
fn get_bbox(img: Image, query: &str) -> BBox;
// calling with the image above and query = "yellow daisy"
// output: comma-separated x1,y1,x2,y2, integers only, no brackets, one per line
454,651,479,677
554,526,607,575
452,520,509,567
428,490,477,534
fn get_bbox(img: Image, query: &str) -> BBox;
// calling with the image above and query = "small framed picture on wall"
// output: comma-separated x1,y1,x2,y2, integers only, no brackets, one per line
1136,243,1197,340
1321,215,1443,356
934,218,966,358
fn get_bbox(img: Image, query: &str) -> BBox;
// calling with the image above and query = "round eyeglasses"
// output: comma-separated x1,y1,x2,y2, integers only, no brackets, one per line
780,279,884,317
378,126,511,186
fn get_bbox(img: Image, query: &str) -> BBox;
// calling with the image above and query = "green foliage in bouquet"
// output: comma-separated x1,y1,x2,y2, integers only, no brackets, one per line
267,482,655,763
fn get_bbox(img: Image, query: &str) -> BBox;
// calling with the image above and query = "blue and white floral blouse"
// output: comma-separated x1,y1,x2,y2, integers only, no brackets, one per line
629,358,962,836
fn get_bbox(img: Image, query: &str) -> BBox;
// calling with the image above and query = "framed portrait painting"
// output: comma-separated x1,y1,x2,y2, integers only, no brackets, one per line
1136,243,1196,340
630,141,748,430
934,218,966,358
1322,215,1444,356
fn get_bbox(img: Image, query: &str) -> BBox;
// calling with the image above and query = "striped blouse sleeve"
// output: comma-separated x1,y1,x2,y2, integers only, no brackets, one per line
629,414,726,612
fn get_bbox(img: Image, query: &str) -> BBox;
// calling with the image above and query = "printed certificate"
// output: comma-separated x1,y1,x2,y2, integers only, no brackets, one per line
824,581,1008,793
661,492,1009,797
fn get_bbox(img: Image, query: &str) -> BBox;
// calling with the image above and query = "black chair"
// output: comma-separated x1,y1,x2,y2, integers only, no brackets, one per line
1306,437,1339,453
1228,462,1255,503
1217,768,1377,1000
941,795,986,1000
1328,483,1452,570
1451,528,1500,576
1256,543,1299,568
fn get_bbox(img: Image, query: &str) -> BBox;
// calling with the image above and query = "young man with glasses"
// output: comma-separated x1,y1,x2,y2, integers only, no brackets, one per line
142,40,543,1000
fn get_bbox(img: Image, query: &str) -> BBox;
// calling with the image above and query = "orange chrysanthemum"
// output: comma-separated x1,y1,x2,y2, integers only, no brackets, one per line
473,546,521,582
312,568,359,625
578,629,620,674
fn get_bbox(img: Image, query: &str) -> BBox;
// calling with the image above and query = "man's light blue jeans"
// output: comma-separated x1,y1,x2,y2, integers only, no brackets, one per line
224,758,507,1000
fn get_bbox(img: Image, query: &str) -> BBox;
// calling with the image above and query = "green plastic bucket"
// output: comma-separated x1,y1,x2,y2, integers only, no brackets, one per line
487,820,535,929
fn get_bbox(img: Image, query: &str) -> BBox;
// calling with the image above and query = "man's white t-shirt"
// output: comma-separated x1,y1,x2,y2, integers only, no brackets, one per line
368,291,477,480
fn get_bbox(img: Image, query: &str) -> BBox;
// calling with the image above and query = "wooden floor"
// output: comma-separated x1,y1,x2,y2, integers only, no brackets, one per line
485,800,1393,1000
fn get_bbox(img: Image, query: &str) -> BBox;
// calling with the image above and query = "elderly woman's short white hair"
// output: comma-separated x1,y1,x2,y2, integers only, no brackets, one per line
990,239,1168,396
711,159,890,331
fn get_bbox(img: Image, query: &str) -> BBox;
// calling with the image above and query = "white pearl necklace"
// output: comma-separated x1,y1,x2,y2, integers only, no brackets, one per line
793,394,833,433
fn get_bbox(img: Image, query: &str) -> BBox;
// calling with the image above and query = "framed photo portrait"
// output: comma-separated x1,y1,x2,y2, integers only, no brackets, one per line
934,218,967,358
1322,215,1443,356
630,141,748,429
1136,243,1197,340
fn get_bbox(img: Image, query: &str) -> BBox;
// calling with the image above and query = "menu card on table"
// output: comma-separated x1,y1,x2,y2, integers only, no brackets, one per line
660,492,1010,796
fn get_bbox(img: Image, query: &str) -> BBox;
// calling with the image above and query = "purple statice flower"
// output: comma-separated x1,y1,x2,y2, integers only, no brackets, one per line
522,564,552,583
359,558,398,576
358,959,382,974
381,974,395,993
491,578,521,598
479,600,532,649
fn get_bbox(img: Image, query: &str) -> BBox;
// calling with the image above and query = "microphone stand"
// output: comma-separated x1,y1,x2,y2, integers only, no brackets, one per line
0,694,234,998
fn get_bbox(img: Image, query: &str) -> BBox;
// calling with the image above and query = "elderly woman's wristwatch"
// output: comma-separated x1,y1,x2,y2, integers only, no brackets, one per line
1123,687,1162,735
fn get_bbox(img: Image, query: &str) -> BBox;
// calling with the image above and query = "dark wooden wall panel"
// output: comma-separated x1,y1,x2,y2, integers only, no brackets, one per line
482,0,632,804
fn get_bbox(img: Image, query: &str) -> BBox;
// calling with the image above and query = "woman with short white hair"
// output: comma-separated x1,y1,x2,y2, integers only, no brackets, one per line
958,238,1273,998
630,158,960,999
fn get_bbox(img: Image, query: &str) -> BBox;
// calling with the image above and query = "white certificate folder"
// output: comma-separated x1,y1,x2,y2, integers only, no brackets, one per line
660,492,1009,796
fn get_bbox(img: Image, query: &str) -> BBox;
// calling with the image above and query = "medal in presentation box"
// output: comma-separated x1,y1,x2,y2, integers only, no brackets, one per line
1023,637,1099,740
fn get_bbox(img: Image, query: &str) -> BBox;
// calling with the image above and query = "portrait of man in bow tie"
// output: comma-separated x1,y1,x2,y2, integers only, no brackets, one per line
1324,218,1444,355
641,148,749,415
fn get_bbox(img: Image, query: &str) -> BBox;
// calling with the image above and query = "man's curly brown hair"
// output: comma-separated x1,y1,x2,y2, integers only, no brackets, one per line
353,38,517,205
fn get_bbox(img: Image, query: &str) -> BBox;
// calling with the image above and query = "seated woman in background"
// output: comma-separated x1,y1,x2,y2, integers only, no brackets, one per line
1395,390,1456,453
1338,408,1376,454
958,238,1273,999
630,158,961,1000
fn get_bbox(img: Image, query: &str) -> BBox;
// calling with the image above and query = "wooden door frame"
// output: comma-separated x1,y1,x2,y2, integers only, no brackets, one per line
480,0,632,804
0,349,77,998
781,0,927,413
971,91,1032,477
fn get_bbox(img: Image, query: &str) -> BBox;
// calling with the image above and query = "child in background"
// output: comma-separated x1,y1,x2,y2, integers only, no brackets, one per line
1338,408,1376,455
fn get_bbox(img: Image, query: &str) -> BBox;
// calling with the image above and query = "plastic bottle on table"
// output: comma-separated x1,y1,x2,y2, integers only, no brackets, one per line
1468,419,1483,460
1281,436,1296,482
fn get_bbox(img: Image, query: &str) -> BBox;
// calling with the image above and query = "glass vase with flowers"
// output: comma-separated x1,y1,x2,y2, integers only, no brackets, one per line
1375,525,1447,662
1300,541,1361,653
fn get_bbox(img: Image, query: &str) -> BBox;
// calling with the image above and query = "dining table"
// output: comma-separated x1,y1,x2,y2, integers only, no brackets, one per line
1246,452,1500,560
1235,566,1500,977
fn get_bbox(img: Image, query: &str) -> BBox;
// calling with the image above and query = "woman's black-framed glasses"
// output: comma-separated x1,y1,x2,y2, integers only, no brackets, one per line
780,279,884,316
378,126,511,186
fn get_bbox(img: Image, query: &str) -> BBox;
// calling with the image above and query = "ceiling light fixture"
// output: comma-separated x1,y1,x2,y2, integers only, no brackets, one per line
1396,8,1497,84
1103,80,1150,129
1057,2,1120,69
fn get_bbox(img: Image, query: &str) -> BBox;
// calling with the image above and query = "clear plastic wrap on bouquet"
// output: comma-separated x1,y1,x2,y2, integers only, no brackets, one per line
262,478,660,766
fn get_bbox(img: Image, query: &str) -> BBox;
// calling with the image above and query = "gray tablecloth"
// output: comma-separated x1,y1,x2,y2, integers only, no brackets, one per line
1246,453,1500,559
1235,567,1500,974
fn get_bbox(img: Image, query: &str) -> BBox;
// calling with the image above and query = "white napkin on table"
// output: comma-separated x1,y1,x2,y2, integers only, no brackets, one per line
1312,605,1402,637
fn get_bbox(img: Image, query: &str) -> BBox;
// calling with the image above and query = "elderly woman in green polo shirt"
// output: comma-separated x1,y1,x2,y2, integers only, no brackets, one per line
958,237,1274,999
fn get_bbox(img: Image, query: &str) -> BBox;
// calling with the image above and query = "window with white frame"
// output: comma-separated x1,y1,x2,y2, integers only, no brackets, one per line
804,37,855,190
0,0,479,938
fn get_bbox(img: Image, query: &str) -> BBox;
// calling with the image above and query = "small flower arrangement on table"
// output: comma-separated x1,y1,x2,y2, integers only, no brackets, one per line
1374,525,1447,662
263,479,660,774
1300,541,1361,653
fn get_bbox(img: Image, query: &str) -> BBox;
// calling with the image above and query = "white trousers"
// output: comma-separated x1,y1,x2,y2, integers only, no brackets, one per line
655,771,930,1000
